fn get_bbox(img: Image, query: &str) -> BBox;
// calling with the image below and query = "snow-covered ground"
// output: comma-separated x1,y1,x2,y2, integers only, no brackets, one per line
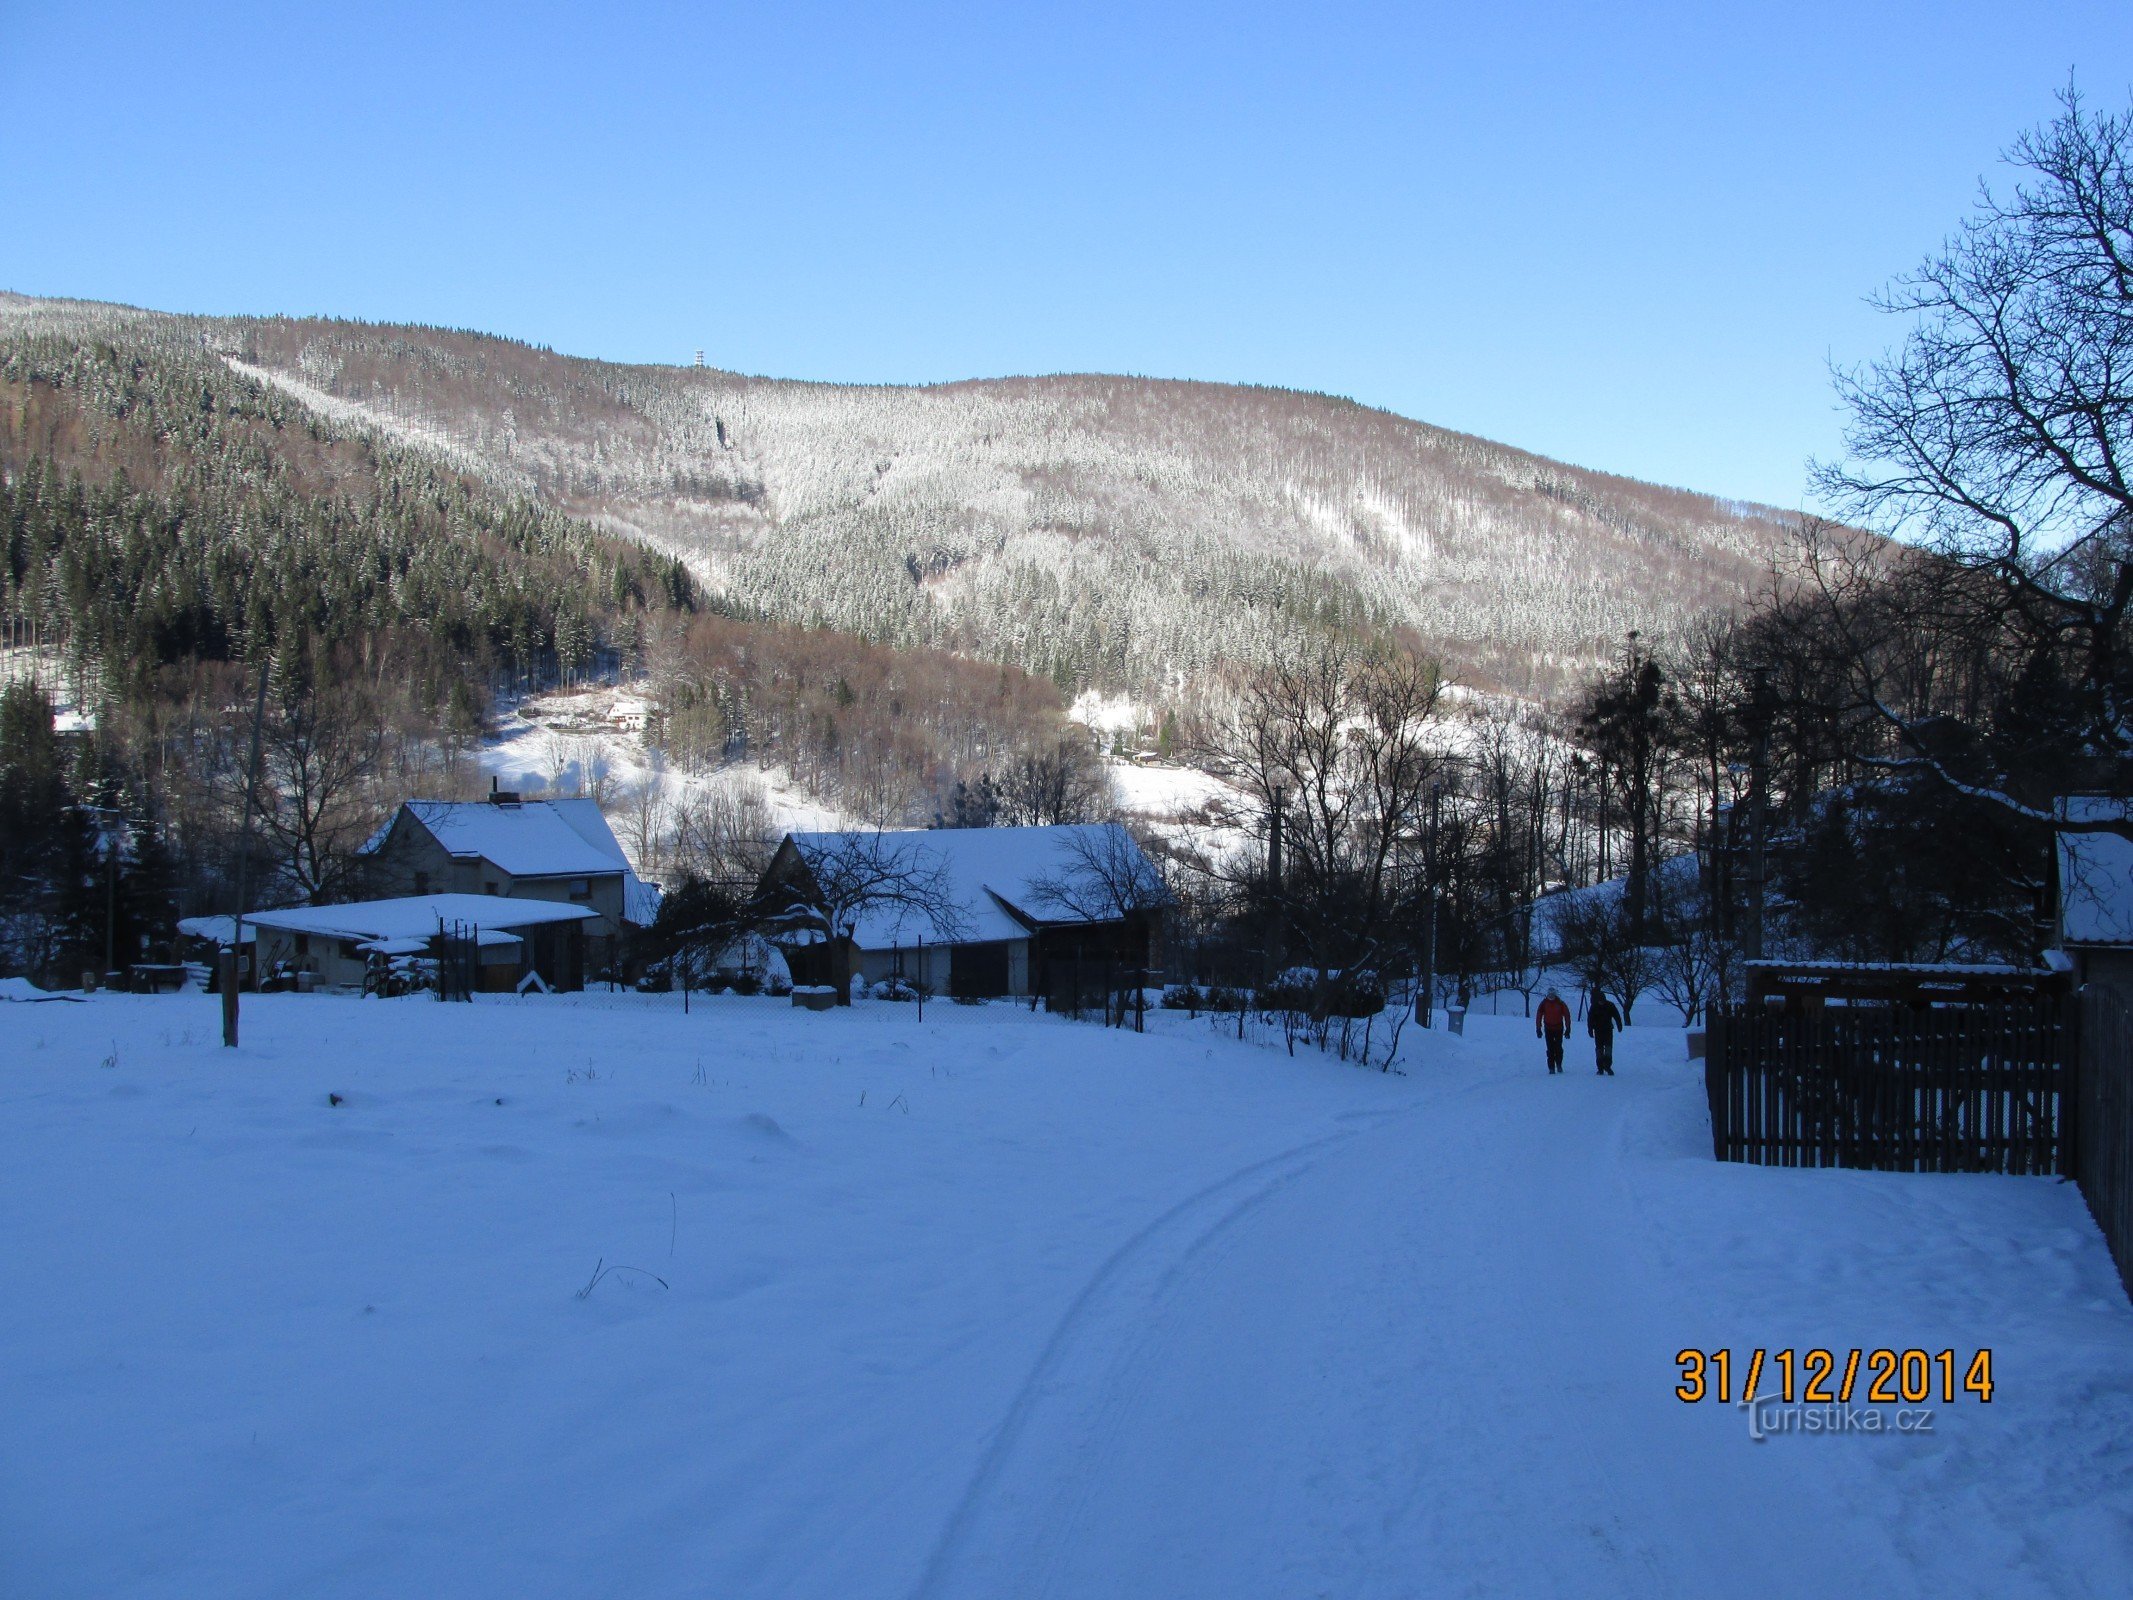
6,995,2128,1598
0,644,97,730
481,686,850,846
481,681,1257,860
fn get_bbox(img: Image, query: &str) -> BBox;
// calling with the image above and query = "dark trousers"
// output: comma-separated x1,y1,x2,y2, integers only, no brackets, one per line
1594,1038,1614,1075
1544,1035,1564,1073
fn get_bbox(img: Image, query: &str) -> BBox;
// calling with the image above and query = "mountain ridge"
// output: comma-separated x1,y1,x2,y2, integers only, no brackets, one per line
0,292,1798,700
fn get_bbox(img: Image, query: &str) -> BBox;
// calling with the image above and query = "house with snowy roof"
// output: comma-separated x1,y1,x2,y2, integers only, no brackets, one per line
356,785,659,983
2057,795,2133,995
246,894,598,993
757,824,1164,1002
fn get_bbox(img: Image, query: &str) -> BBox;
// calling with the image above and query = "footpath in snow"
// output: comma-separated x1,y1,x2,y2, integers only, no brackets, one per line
2,994,2129,1598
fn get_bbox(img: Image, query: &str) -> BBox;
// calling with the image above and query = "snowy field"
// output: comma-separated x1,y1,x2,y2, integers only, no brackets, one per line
4,995,2131,1598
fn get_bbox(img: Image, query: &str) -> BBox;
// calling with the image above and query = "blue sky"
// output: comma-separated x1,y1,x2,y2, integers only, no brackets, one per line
2,2,2127,509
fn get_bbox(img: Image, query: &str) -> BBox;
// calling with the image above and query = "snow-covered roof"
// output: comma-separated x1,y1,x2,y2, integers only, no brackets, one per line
783,825,1150,950
365,798,626,879
625,874,663,927
359,936,434,957
176,914,255,947
1741,960,2043,976
361,797,660,925
245,894,595,947
2058,796,2133,946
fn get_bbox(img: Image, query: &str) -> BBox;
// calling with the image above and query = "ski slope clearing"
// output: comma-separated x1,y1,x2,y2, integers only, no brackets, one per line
3,997,2129,1597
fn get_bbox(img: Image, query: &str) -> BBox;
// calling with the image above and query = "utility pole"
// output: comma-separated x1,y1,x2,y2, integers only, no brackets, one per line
223,655,271,1048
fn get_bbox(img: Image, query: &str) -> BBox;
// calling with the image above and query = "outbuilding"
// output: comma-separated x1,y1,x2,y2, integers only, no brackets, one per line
245,894,597,993
757,824,1163,1003
2057,795,2133,998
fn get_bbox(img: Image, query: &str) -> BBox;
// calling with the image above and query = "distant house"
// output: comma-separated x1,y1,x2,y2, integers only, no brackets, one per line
757,824,1163,1003
2057,795,2133,995
246,894,597,993
357,786,659,980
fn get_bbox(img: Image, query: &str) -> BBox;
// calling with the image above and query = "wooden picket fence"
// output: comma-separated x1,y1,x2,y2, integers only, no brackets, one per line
2077,992,2133,1298
1704,1003,2071,1176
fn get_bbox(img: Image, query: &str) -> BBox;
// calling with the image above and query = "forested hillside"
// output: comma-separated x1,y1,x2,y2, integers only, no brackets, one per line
0,319,696,696
2,294,1795,699
0,302,1098,975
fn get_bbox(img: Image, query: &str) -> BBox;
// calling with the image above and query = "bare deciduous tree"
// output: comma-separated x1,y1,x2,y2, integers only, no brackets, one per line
997,736,1114,826
243,665,388,905
668,777,775,888
1198,637,1448,985
1027,823,1171,923
771,832,973,949
1811,86,2133,834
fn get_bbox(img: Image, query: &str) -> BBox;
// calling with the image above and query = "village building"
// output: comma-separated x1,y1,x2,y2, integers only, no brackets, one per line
246,894,597,992
356,788,659,982
2056,795,2133,997
174,914,255,987
758,824,1162,1003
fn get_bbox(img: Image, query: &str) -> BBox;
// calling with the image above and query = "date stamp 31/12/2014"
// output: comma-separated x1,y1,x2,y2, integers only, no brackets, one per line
1675,1348,1994,1407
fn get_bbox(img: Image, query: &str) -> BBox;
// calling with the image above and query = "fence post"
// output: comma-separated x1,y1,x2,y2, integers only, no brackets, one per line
2065,996,2081,1182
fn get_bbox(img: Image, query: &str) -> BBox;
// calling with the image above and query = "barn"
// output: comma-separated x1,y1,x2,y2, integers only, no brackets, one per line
757,825,1163,1003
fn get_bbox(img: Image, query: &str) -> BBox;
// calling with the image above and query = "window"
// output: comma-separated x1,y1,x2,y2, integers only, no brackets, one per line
484,881,499,896
569,879,591,901
414,871,431,895
294,933,310,955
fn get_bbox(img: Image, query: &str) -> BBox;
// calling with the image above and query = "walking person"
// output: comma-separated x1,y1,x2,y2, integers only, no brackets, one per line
1535,989,1572,1074
1588,991,1623,1076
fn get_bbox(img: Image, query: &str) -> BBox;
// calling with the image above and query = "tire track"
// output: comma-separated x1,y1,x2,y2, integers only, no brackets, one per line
907,1106,1423,1600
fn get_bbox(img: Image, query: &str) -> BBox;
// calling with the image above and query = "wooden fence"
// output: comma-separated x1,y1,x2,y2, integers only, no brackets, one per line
2077,992,2133,1298
1704,1003,2071,1176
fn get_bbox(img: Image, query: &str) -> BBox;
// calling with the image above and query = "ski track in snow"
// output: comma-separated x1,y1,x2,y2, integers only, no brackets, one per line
3,999,2129,1598
912,1105,1415,1599
914,1067,2120,1600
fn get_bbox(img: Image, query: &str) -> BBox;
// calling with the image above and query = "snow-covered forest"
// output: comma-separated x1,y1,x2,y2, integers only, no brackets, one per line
3,292,1794,700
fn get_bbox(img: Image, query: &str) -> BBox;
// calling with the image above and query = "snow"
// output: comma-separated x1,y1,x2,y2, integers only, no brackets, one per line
0,976,74,1002
1068,689,1145,739
0,645,97,730
2059,797,2133,946
3,998,2129,1597
245,894,596,943
174,915,255,948
479,685,856,851
371,799,628,880
223,356,487,476
1106,756,1238,818
364,797,660,925
786,824,1147,947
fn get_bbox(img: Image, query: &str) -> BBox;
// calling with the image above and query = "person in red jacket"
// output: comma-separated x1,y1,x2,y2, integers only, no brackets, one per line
1536,989,1573,1074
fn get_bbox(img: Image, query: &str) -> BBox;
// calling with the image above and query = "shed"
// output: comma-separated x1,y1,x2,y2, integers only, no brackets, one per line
2057,795,2133,997
758,824,1163,1003
244,894,596,993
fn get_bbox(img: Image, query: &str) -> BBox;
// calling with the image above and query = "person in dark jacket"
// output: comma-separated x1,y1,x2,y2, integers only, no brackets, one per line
1535,989,1572,1074
1587,992,1623,1075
